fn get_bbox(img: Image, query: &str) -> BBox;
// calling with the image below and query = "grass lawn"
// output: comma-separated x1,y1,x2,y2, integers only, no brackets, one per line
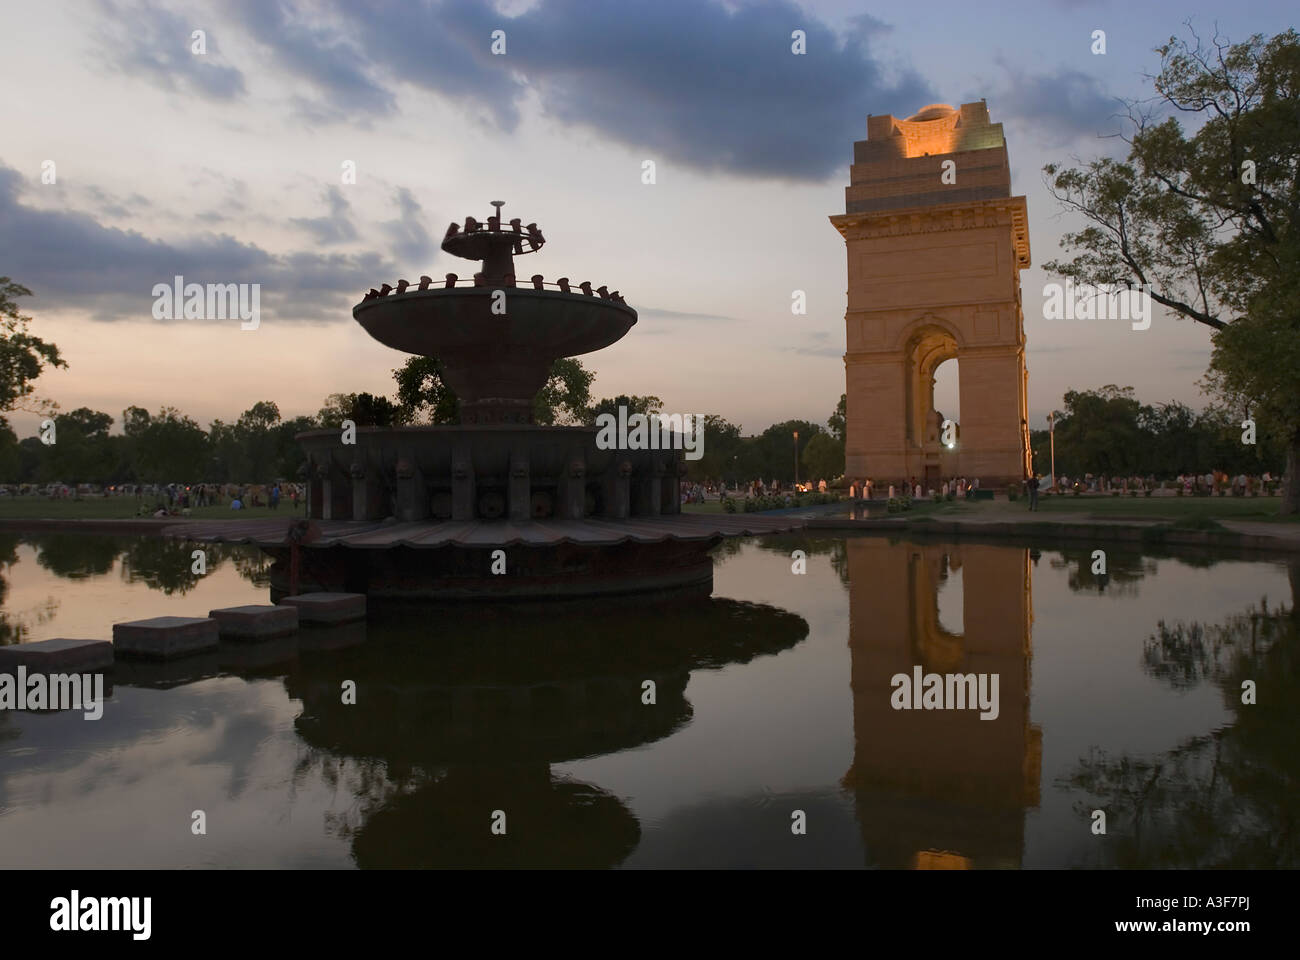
0,497,307,521
1024,493,1294,522
681,501,729,515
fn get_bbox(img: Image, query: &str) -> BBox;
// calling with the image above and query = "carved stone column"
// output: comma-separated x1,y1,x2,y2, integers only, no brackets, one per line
451,441,476,521
395,457,428,522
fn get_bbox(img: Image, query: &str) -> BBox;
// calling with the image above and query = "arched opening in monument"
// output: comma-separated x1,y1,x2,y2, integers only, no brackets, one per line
903,327,960,490
906,550,964,674
932,357,960,428
935,553,964,636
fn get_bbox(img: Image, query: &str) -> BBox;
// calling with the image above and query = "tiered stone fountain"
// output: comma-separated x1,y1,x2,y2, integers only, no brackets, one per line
172,202,800,600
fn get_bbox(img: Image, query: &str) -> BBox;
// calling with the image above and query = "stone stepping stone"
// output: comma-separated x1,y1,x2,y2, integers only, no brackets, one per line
112,616,219,660
208,604,298,641
218,634,299,672
295,620,366,651
278,592,366,625
112,649,223,690
0,637,113,672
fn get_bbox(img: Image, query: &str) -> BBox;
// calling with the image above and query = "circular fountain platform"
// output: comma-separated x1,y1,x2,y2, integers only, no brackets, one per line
165,514,804,602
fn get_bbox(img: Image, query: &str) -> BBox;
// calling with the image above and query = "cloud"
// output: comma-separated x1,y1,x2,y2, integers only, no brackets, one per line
97,0,246,100
82,185,154,219
786,345,843,357
106,0,934,181
986,63,1124,146
291,186,358,245
638,307,740,324
0,164,389,323
380,188,435,266
228,0,398,119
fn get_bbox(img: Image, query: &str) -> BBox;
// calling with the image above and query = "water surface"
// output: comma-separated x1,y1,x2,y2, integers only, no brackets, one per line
0,532,1294,868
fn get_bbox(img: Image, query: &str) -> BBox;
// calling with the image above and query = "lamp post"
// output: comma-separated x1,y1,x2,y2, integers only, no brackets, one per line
1047,411,1056,491
793,431,799,488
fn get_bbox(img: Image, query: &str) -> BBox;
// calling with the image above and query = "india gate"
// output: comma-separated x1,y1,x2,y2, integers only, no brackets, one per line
830,101,1031,489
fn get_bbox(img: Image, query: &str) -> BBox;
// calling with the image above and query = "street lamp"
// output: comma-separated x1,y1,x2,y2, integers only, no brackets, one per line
793,431,799,488
1047,411,1057,491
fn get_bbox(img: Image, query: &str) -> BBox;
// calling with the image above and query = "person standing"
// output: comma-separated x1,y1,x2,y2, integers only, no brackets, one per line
1027,473,1040,511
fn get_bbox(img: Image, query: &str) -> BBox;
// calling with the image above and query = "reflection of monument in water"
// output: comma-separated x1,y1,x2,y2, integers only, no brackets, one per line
843,538,1041,868
284,597,808,868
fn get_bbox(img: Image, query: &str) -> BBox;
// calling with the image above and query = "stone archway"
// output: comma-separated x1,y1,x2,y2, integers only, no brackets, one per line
830,101,1032,489
903,324,962,489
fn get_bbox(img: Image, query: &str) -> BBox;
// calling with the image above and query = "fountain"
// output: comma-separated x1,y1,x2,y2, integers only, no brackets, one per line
171,202,802,600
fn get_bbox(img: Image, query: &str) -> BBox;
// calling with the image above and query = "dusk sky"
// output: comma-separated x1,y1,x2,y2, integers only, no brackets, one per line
2,0,1294,438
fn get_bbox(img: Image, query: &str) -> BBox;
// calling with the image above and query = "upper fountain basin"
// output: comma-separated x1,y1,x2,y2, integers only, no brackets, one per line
353,286,637,359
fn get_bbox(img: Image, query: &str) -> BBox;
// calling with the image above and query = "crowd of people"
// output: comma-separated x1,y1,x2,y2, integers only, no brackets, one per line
136,482,305,517
1046,471,1279,496
680,468,1283,508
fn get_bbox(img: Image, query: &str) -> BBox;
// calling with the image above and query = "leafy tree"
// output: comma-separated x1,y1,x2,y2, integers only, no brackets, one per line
396,356,593,425
317,392,406,429
1031,385,1283,479
801,431,844,482
1044,27,1300,512
0,278,65,414
274,415,318,479
135,407,207,482
122,405,151,439
533,357,594,425
45,407,115,483
345,392,406,427
392,360,458,424
751,420,821,484
686,414,743,482
585,394,663,423
205,419,240,482
15,436,43,483
235,400,283,480
1054,386,1145,476
315,393,354,429
0,418,19,481
828,393,846,443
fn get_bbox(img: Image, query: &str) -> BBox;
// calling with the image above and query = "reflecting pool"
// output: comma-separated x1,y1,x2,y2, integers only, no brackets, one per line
0,532,1294,868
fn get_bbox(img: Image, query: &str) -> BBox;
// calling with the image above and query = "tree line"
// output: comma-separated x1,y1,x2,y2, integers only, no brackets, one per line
1030,385,1285,480
0,365,849,487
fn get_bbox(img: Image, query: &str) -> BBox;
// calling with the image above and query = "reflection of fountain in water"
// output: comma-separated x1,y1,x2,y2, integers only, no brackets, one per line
283,596,809,868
